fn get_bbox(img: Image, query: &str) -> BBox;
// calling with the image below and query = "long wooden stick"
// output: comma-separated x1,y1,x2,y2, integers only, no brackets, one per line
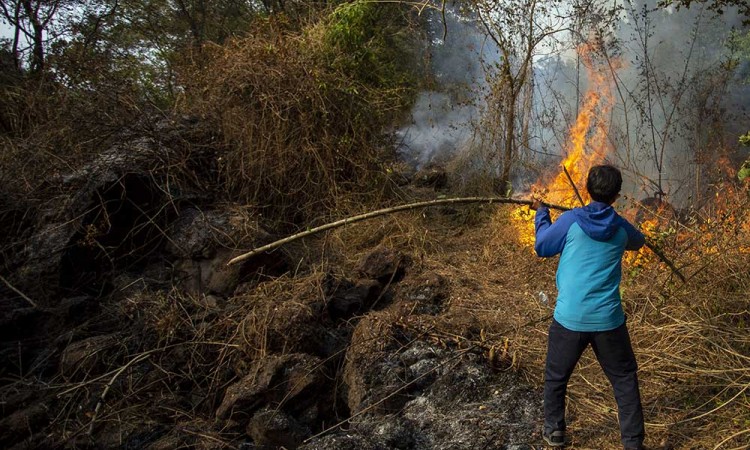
227,197,686,282
562,165,585,205
227,197,543,265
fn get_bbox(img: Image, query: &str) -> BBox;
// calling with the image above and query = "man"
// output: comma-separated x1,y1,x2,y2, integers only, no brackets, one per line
531,165,646,450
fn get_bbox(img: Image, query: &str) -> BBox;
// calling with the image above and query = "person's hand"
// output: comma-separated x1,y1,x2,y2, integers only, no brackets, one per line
529,188,547,211
529,190,546,211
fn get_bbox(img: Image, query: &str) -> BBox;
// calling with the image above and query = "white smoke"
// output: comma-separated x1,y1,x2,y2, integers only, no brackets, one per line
606,0,749,203
396,1,749,204
396,8,499,169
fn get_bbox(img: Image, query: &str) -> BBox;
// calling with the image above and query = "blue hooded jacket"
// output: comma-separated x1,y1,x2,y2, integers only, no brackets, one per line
534,202,645,332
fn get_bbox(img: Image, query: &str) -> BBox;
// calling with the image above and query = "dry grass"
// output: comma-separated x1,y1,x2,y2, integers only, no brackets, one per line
2,167,747,449
214,194,748,448
0,75,154,200
178,18,414,228
416,197,750,450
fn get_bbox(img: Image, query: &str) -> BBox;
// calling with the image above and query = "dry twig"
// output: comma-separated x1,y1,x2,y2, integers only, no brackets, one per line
0,274,38,308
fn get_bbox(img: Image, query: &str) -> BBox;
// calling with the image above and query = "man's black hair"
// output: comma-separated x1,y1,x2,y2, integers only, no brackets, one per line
586,165,622,204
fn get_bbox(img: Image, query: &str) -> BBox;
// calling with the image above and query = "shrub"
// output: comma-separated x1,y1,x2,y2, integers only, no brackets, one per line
181,10,420,226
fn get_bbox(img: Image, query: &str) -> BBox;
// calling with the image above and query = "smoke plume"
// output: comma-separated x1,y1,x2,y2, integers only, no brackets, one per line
397,1,750,204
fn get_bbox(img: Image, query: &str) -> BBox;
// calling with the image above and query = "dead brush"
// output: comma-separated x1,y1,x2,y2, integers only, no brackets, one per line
31,208,445,447
26,277,285,447
179,21,412,229
327,211,443,272
234,271,330,362
46,288,248,441
0,76,150,200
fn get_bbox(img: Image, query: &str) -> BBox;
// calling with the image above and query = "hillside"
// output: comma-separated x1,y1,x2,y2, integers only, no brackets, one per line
1,137,748,449
1,1,749,449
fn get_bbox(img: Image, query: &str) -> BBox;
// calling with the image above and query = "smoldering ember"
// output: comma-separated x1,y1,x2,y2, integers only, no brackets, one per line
1,1,749,450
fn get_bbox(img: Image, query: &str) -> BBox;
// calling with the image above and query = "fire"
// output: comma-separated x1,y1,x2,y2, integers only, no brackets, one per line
512,44,616,247
510,43,750,270
622,217,669,270
697,179,750,255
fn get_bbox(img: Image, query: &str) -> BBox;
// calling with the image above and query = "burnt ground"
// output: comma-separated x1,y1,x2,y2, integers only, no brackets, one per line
0,210,553,450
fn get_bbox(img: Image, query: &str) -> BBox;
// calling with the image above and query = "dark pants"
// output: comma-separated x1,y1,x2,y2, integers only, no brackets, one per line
544,319,645,448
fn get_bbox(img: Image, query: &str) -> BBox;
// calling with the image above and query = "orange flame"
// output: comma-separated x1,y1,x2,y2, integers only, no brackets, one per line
510,45,750,270
513,44,617,246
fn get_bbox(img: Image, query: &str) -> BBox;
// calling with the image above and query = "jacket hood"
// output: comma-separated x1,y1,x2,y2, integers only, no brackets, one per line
572,202,621,241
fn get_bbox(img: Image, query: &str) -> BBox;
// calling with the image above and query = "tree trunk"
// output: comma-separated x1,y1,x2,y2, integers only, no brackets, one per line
11,1,22,71
21,0,44,72
500,99,516,193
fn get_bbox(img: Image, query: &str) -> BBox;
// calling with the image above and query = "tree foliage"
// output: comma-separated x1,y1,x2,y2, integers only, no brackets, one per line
660,0,750,22
323,0,418,91
0,0,421,225
0,0,85,72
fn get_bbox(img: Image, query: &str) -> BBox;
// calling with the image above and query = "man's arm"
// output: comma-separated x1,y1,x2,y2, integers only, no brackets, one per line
620,219,646,251
534,206,574,257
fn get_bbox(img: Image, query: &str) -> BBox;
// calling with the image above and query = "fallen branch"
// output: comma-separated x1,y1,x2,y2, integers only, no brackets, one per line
0,275,38,308
87,352,152,436
227,197,537,265
226,196,686,282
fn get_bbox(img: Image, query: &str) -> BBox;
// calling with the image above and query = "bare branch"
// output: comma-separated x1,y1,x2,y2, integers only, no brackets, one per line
227,197,541,265
227,197,686,283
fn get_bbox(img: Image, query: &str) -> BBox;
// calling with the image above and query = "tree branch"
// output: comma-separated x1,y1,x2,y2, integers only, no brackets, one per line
227,196,686,283
228,197,540,265
0,275,38,308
